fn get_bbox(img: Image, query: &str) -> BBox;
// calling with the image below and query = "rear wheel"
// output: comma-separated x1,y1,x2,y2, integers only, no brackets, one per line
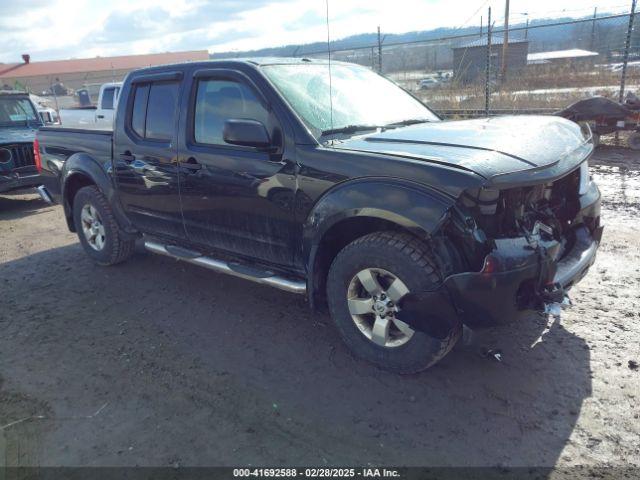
326,231,461,373
72,185,135,266
628,132,640,151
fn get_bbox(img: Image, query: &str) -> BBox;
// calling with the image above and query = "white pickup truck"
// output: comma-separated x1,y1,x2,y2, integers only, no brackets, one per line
59,82,121,129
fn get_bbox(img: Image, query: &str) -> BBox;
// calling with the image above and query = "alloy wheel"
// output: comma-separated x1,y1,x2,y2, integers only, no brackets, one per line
80,203,106,251
347,268,414,348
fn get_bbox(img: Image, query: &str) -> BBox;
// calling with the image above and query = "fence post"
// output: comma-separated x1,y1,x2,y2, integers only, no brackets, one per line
619,0,637,104
501,0,510,82
590,7,598,50
377,26,383,73
485,7,492,116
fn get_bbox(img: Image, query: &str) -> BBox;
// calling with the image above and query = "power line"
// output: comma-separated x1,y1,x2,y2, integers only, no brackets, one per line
461,0,491,27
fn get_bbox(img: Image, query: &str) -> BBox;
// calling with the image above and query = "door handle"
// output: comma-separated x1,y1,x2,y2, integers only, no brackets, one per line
120,152,135,163
96,114,105,119
182,157,202,172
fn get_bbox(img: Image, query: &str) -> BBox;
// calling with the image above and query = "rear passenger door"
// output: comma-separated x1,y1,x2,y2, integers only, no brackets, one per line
177,68,297,267
113,71,186,239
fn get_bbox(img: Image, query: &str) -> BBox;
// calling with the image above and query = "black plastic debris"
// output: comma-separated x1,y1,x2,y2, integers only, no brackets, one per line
482,348,503,363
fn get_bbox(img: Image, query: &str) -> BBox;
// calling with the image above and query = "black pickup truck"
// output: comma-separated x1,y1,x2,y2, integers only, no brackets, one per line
1,91,43,194
36,59,602,373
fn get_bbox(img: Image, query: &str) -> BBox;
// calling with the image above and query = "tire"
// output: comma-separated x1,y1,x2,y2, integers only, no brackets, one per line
326,231,461,374
628,132,640,151
72,185,135,266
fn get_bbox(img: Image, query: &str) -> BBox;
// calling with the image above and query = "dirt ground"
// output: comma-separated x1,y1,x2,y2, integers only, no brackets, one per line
1,147,639,472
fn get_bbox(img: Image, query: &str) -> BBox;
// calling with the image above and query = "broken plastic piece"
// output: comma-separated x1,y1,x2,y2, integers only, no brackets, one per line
545,302,562,318
483,348,503,362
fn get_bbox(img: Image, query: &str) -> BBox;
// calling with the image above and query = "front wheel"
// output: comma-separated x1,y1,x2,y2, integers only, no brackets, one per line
326,231,461,374
72,185,135,266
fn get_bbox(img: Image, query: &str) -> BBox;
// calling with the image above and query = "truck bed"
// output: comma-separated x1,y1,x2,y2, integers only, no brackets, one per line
38,127,113,167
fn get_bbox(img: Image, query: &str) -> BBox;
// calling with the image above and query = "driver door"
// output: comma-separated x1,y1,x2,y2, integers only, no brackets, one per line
177,68,297,268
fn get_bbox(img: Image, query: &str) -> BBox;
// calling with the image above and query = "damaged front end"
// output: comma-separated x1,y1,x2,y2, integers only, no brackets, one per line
399,161,603,331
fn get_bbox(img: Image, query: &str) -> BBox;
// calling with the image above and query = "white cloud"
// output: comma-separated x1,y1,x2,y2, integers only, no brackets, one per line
0,0,631,63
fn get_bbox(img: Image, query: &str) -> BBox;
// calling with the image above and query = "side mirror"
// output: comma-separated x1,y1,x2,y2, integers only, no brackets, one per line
223,119,271,148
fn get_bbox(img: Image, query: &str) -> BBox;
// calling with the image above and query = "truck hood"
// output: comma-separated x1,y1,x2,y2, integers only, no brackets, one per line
0,126,38,144
332,116,592,187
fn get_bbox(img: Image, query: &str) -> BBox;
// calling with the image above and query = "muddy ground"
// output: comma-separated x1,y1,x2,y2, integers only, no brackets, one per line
0,147,638,472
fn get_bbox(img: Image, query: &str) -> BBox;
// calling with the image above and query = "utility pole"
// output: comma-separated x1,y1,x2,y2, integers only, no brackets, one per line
501,0,510,82
480,15,483,37
377,26,383,73
485,6,492,116
619,0,637,103
590,7,598,51
525,18,529,40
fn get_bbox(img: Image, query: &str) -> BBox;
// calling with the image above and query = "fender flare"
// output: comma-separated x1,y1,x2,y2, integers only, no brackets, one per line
303,178,457,306
61,153,136,235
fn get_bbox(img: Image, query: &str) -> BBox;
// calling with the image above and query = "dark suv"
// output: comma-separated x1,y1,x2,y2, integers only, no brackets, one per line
0,91,43,194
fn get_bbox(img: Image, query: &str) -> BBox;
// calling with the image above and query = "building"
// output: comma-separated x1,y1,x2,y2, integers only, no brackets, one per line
527,49,599,66
452,36,529,83
0,50,209,95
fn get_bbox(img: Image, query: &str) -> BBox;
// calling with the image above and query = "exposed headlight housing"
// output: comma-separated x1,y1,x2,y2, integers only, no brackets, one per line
578,161,590,195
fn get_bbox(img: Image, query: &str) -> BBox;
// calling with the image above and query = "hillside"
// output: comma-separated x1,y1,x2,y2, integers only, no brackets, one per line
210,12,627,59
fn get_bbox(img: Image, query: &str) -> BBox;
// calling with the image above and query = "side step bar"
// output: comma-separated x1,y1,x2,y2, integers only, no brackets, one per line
144,240,307,295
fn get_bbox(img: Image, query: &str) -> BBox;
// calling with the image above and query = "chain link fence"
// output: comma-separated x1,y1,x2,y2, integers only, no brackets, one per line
3,3,636,144
295,9,638,122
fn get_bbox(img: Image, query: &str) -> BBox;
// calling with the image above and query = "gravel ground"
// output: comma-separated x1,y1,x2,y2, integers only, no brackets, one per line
1,147,638,472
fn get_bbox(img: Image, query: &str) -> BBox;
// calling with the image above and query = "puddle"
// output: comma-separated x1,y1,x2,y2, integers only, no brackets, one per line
591,164,640,228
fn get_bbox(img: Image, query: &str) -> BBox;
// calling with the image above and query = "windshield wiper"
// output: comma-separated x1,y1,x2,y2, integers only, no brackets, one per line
383,118,431,129
321,124,383,137
321,119,431,137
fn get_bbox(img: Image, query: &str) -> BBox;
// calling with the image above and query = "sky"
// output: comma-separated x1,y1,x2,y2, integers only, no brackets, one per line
0,0,632,64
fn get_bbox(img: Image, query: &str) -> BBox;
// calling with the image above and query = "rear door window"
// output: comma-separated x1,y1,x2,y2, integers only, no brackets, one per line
146,82,178,140
129,81,179,141
131,84,149,138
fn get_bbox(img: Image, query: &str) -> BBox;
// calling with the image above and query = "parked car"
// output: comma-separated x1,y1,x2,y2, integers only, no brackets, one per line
418,77,440,90
59,82,122,129
30,95,61,125
37,106,60,126
418,73,451,90
0,91,44,194
36,59,602,373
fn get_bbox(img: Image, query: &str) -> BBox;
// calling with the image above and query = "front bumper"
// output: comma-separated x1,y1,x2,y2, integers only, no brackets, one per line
397,182,602,331
444,224,602,328
0,171,42,194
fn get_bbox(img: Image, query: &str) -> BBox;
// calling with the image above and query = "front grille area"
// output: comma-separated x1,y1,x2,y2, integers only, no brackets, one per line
462,166,583,240
5,143,35,169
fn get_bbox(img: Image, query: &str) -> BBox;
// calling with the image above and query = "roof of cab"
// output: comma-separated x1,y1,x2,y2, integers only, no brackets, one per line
235,57,338,66
130,56,349,75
